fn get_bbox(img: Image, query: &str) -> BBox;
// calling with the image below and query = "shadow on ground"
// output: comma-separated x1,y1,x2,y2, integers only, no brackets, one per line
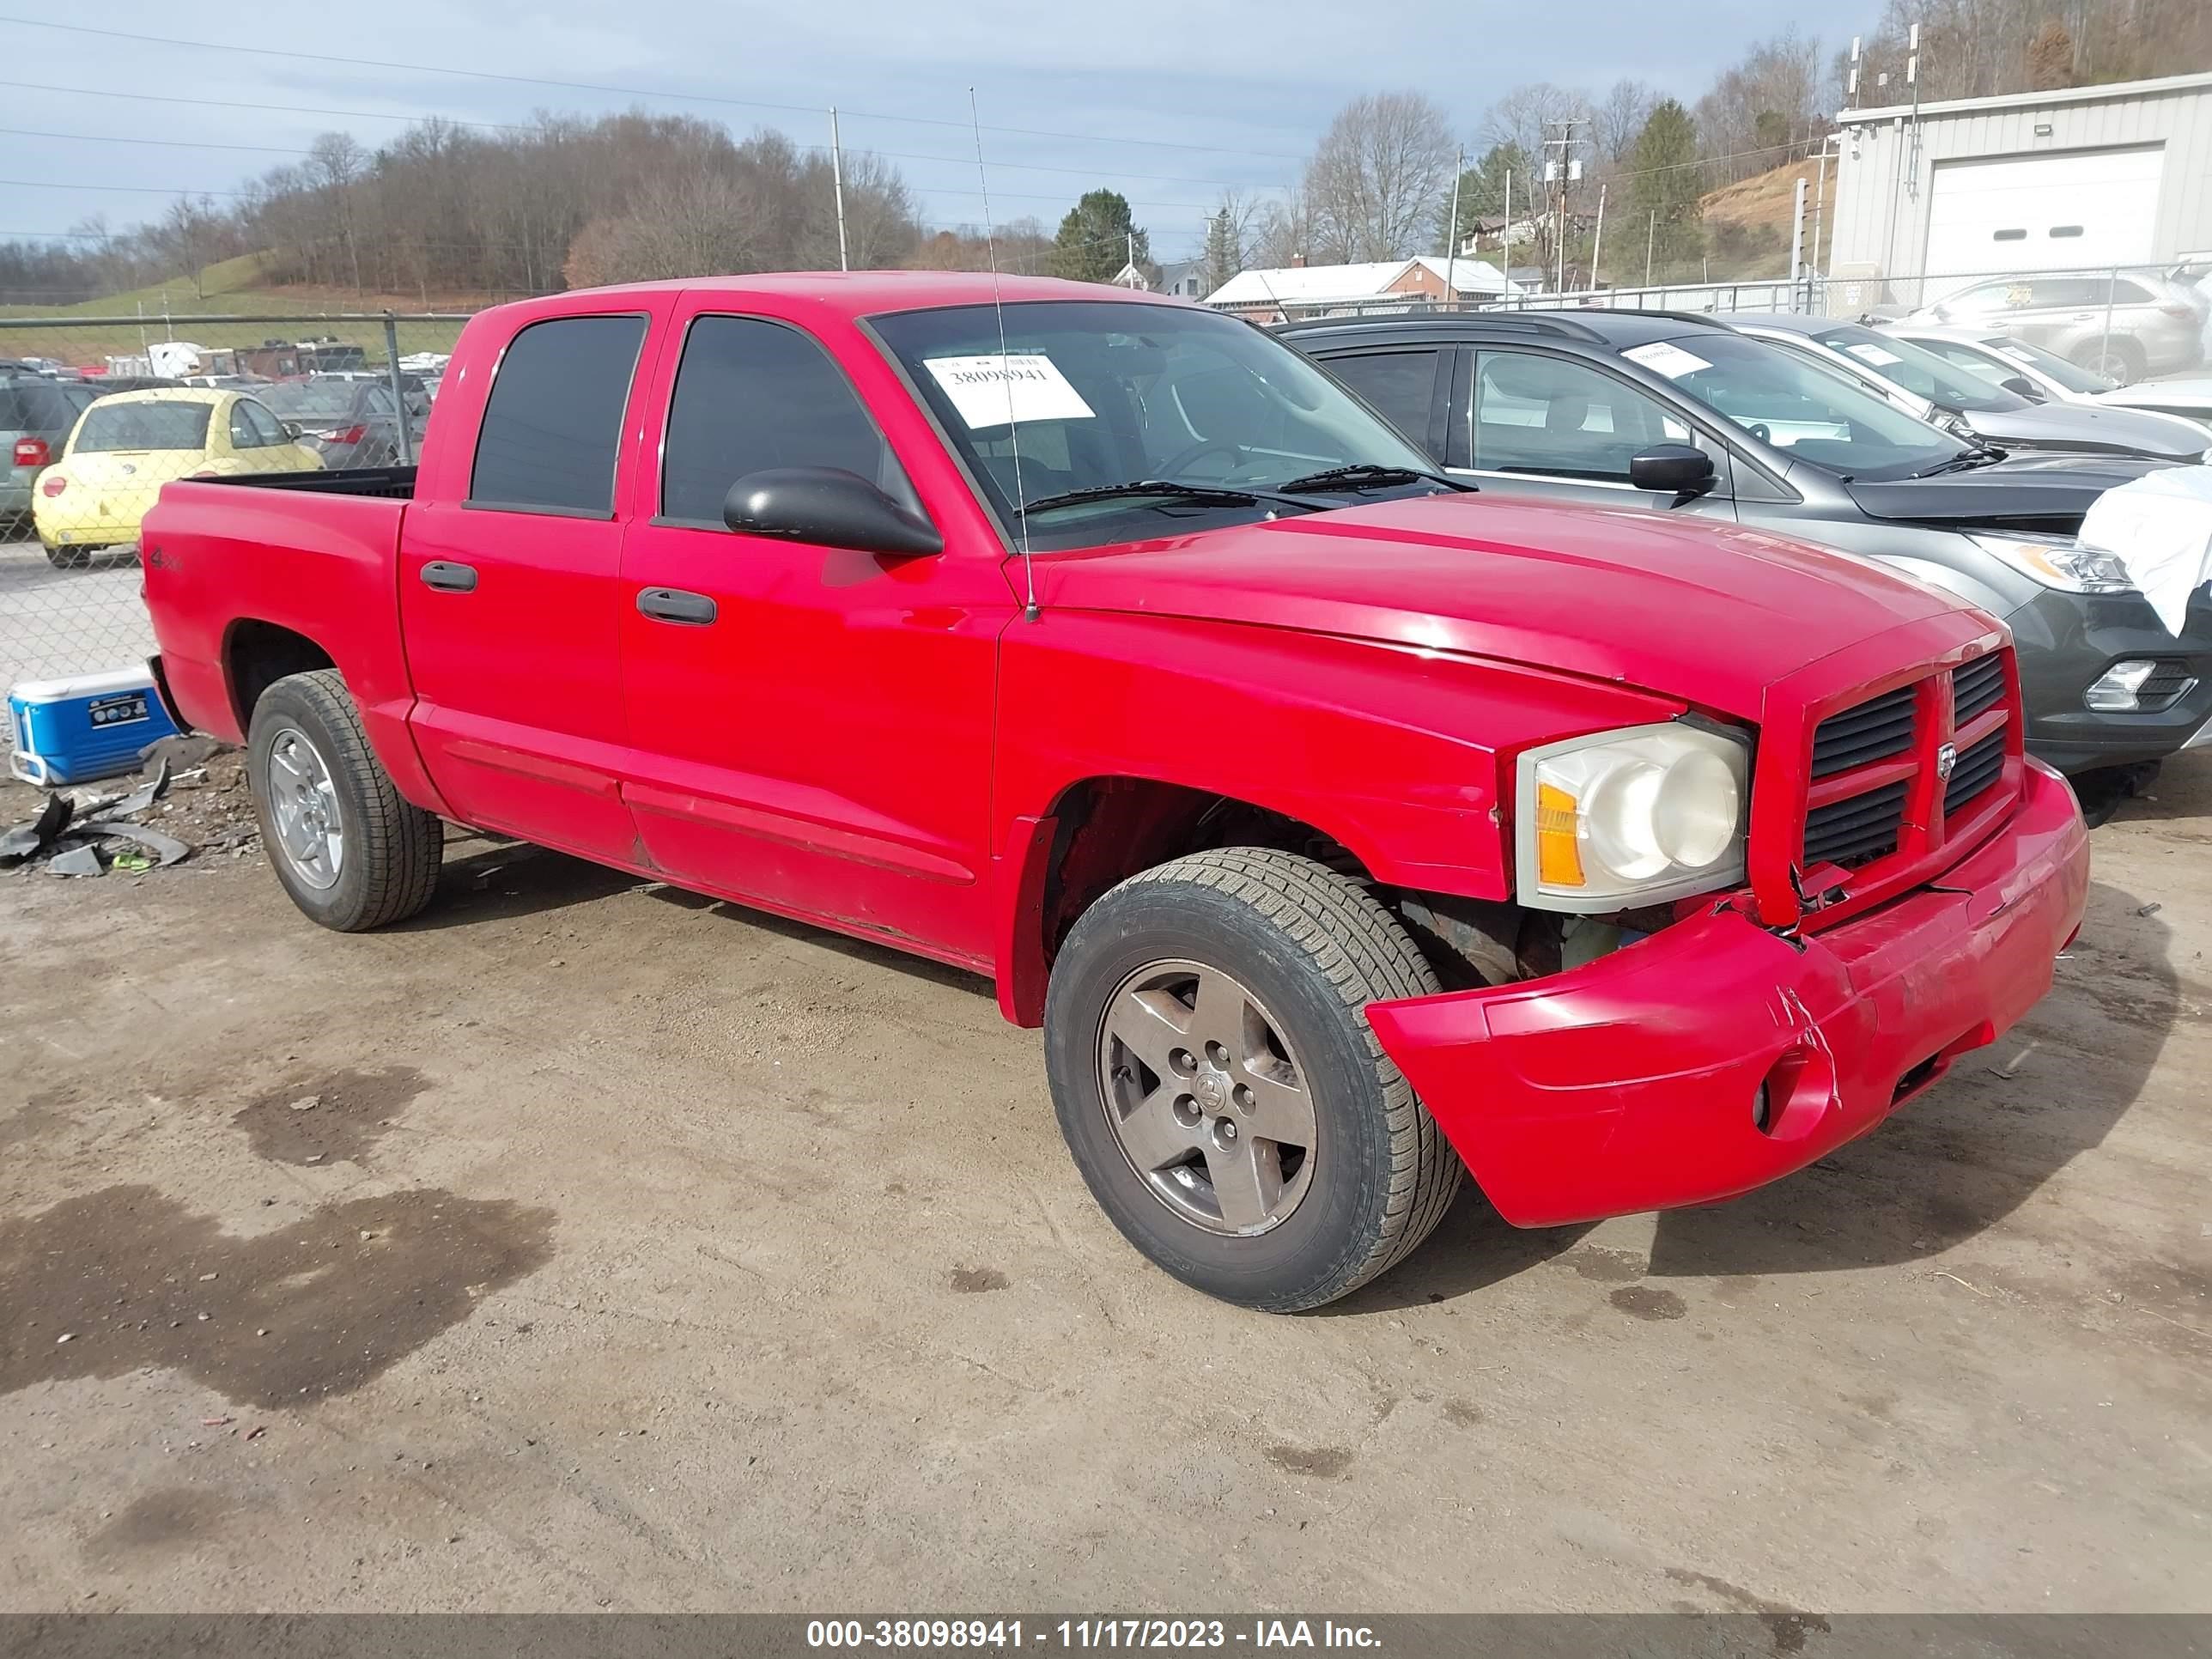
1644,878,2177,1279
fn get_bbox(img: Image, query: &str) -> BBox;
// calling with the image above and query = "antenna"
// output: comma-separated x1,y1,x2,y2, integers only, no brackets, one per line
969,87,1037,623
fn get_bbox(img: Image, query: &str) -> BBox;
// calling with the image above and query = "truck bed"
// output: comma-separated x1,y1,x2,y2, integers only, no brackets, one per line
198,466,417,501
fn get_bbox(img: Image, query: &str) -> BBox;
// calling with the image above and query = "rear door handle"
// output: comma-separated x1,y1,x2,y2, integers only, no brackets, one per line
421,560,477,592
636,587,717,626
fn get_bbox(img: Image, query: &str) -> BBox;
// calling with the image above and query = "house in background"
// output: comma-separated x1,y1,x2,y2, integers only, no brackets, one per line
1109,257,1208,299
1203,255,1516,323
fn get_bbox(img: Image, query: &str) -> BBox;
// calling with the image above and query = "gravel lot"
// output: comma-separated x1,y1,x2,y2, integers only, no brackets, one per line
0,740,2205,1616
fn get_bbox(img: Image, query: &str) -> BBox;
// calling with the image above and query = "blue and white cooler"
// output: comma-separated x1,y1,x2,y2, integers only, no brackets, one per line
8,667,179,787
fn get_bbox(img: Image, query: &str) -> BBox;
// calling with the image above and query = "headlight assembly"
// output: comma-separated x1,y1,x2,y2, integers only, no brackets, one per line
1965,532,2136,594
1517,723,1751,911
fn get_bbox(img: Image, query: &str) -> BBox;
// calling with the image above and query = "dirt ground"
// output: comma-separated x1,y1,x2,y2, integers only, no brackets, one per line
0,750,2206,1616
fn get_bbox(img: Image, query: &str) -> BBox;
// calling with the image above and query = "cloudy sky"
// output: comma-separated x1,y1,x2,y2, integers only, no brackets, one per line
3,0,1884,266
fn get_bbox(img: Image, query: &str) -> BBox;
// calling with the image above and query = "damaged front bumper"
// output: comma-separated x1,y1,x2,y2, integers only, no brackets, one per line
1365,760,2089,1229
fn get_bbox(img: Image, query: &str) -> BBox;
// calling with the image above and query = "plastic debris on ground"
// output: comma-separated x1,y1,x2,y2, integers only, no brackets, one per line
1,745,261,880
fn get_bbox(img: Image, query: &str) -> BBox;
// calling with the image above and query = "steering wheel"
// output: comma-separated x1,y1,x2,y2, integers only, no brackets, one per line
1747,422,1772,444
1154,438,1248,476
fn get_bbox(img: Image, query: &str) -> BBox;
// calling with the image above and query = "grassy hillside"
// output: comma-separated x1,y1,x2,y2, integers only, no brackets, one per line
0,254,501,363
1698,160,1839,280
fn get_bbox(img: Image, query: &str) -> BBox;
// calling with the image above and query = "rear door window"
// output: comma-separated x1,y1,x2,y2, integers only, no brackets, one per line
1322,349,1444,453
659,314,896,526
469,314,647,515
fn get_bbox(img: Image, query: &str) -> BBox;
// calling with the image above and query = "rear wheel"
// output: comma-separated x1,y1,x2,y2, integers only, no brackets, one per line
247,669,442,931
42,541,94,569
1044,848,1461,1311
2072,336,2144,386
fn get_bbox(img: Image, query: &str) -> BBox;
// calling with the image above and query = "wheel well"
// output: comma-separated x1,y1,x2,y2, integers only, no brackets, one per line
225,620,335,732
1023,779,1368,1014
1012,776,1534,1027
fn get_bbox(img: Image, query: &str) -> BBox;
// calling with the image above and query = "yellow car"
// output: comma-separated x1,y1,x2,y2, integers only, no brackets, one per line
33,388,322,568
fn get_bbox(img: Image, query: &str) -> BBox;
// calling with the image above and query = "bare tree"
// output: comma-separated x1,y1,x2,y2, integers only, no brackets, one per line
1303,92,1458,263
1248,191,1315,270
307,132,367,295
1480,83,1594,168
1594,80,1658,169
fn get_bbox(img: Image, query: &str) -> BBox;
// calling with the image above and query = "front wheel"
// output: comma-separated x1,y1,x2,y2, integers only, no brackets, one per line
1044,848,1461,1311
2071,336,2144,386
247,668,443,931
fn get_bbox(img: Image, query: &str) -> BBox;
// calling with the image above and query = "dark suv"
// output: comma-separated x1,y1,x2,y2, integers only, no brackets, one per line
3,369,100,529
1281,309,2212,815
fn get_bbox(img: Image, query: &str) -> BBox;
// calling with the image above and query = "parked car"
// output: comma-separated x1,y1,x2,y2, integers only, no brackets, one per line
1901,272,2204,383
257,377,428,469
1720,313,2209,464
1883,323,2212,439
1281,308,2211,817
3,368,100,529
33,388,321,567
141,274,2088,1312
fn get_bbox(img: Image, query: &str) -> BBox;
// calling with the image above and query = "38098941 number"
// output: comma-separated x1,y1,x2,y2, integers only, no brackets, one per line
805,1620,1025,1648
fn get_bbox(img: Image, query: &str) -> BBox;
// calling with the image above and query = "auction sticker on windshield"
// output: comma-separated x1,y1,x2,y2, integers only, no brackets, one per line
924,354,1096,428
1622,341,1713,380
1845,342,1906,367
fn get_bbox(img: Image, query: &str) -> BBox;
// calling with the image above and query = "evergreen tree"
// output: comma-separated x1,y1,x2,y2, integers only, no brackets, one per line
1052,190,1149,285
1629,100,1705,276
1200,208,1243,296
1434,143,1534,254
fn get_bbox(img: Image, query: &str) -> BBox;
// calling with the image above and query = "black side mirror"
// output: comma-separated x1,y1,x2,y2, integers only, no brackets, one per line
2001,375,2044,401
1628,443,1717,498
722,466,943,557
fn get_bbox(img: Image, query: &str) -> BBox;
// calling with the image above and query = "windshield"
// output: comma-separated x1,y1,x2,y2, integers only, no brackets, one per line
1807,323,2027,413
1628,334,1969,481
1972,335,2115,395
870,301,1438,549
73,399,212,453
258,381,358,420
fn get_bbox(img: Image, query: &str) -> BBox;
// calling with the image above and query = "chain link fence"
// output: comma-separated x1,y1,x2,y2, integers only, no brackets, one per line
3,312,472,750
1243,262,2212,392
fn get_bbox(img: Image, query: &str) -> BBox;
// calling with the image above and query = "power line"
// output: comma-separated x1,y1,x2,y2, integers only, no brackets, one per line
0,16,1311,162
0,83,1285,198
0,125,310,156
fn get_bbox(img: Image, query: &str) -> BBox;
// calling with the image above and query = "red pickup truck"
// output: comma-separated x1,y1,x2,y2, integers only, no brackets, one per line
140,274,2090,1310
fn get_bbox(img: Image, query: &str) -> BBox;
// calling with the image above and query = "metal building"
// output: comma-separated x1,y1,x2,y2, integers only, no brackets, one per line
1828,70,2212,307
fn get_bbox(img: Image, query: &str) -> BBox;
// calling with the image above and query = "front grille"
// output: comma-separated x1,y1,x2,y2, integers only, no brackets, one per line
1943,730,2006,816
1810,684,1916,779
1803,779,1908,870
1951,653,2006,724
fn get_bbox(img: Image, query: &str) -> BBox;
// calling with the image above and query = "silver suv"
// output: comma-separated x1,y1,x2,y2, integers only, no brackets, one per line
1904,271,2205,384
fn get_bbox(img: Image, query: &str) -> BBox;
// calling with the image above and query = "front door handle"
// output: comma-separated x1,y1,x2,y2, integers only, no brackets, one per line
421,560,477,592
636,587,717,626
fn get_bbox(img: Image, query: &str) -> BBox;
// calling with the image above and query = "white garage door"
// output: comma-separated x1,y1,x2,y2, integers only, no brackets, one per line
1924,144,2165,289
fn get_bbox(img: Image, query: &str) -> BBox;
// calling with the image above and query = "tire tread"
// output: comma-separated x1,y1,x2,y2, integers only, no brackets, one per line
1103,848,1457,1307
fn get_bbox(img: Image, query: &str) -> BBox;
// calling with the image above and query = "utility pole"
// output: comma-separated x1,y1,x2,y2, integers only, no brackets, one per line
1788,174,1808,288
1443,146,1464,297
829,106,850,271
1644,210,1656,286
1543,118,1585,294
1589,183,1607,293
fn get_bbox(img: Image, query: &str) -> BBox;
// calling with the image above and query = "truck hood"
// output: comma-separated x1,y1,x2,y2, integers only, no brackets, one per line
1842,451,2174,529
1959,400,2209,462
1033,494,1969,720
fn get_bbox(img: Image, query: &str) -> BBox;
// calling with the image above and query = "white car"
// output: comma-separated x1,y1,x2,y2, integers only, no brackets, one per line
1887,323,2212,439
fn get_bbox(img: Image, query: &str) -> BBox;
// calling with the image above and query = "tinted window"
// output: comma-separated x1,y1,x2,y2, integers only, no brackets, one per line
2,380,91,432
2027,277,2107,308
74,400,212,453
1323,350,1442,450
258,381,357,421
660,317,892,524
1468,352,1691,482
470,314,647,514
228,401,268,448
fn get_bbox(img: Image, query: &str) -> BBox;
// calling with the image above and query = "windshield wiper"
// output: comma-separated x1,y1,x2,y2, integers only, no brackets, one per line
1019,479,1267,515
1275,463,1472,495
1913,447,2008,478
